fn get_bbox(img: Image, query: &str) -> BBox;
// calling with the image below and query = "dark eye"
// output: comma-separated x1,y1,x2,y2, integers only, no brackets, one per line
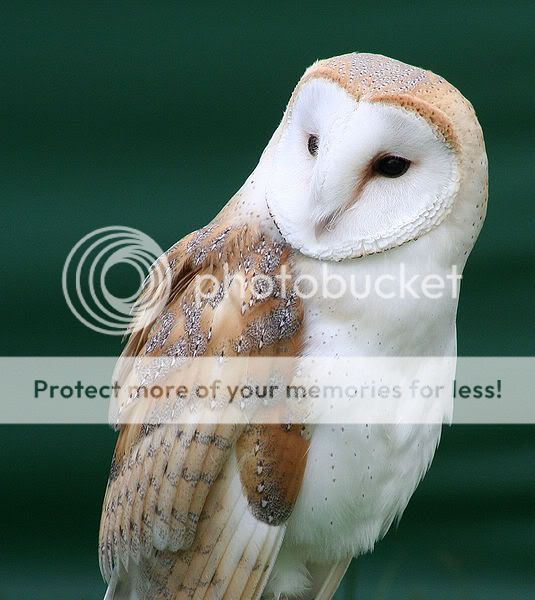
373,155,411,178
307,134,319,157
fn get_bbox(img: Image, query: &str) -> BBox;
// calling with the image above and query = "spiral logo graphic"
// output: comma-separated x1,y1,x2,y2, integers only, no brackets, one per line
62,226,172,335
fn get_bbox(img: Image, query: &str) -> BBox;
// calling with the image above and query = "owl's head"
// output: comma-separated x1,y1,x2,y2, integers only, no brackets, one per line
265,53,487,262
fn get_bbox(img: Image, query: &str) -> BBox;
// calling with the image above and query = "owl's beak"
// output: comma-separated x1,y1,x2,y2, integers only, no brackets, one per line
314,171,370,238
314,208,342,237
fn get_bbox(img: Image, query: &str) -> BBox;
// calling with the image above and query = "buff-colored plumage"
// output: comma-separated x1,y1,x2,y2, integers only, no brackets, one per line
100,53,487,599
100,224,307,598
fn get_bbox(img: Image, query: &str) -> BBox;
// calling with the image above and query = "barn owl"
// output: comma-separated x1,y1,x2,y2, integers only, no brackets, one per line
99,53,487,599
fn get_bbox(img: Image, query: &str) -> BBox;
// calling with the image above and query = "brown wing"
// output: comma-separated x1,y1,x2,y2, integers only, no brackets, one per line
99,221,308,598
236,424,309,527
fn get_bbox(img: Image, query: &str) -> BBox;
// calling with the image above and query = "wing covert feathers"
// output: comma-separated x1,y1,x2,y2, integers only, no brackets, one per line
236,425,308,527
99,220,306,598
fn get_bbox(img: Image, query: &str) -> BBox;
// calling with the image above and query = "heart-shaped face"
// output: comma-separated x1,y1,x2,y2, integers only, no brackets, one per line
265,54,487,263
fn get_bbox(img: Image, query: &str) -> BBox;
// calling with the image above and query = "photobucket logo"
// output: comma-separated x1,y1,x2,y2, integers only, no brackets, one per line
194,263,462,304
62,226,172,335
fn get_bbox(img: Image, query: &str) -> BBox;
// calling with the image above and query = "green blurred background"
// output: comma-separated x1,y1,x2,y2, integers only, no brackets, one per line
1,2,534,598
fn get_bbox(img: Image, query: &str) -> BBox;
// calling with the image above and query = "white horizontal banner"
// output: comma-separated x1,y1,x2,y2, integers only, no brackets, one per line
1,357,533,424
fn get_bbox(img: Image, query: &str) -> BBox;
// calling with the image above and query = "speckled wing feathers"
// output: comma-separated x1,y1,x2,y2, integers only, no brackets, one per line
99,221,307,598
236,424,309,527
